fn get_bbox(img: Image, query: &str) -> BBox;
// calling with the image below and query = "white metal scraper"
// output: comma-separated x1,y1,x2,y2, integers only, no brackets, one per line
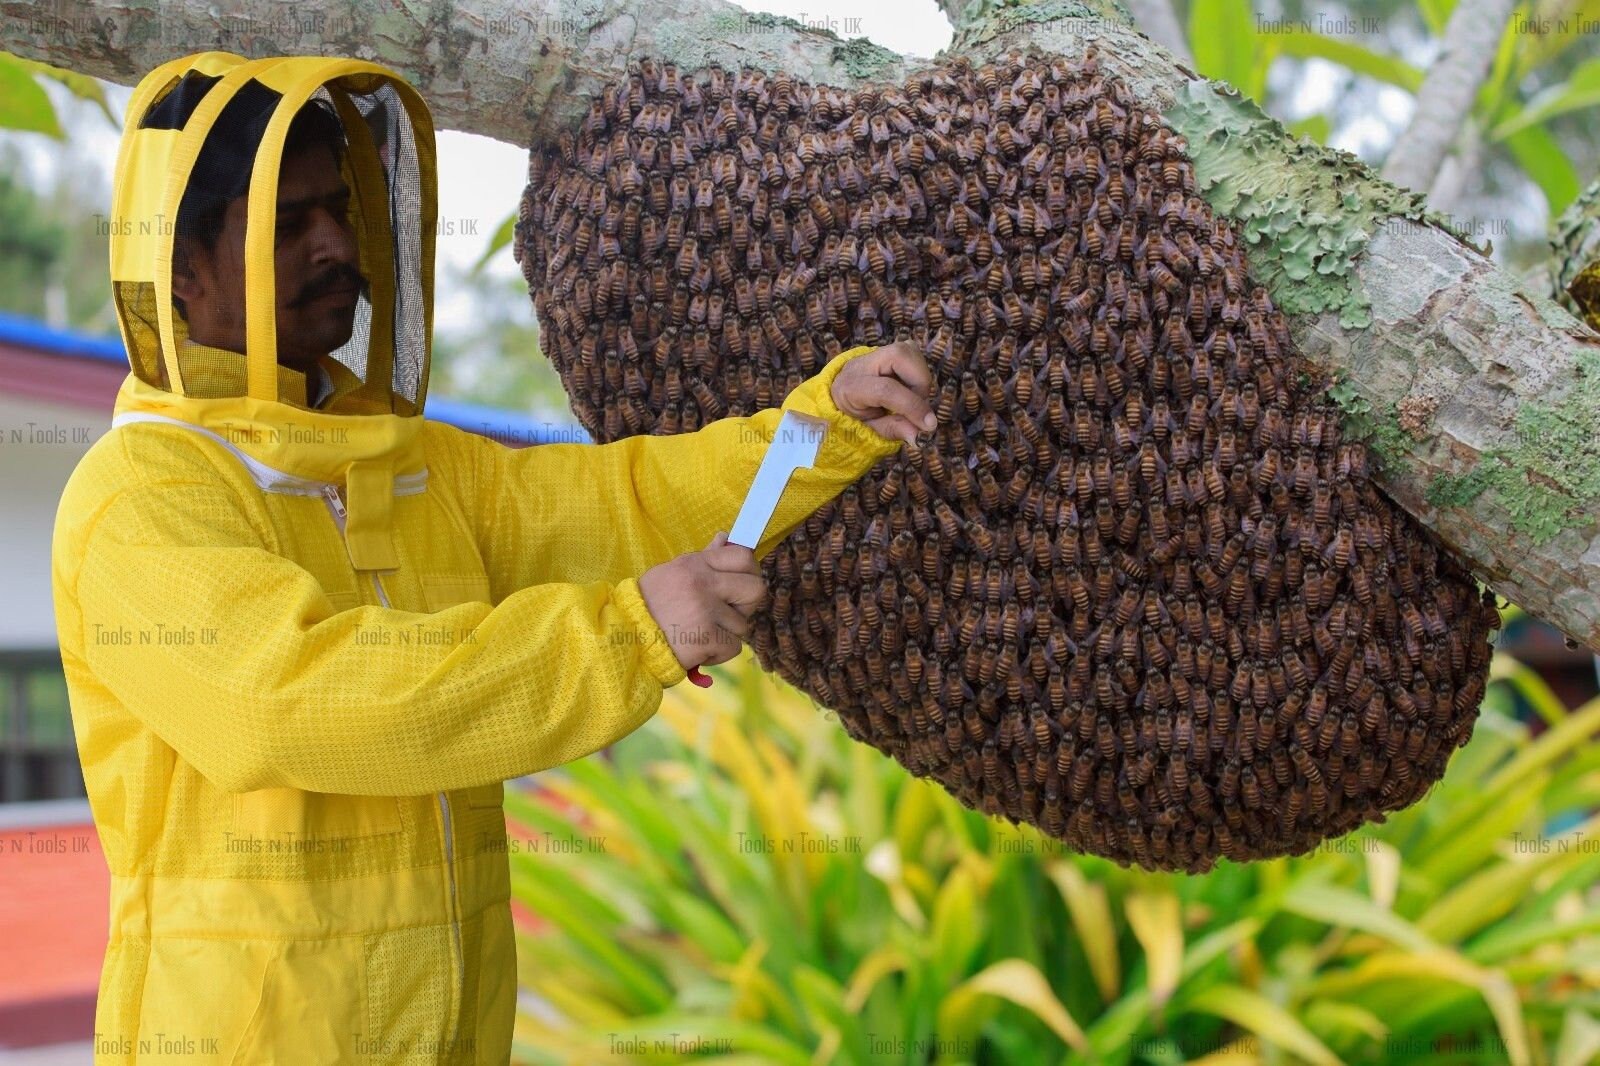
686,409,829,687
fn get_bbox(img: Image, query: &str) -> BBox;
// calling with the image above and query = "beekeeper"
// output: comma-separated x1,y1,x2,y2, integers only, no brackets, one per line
52,52,934,1063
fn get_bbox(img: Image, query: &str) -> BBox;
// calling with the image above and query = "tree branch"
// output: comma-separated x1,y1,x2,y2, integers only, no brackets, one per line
1425,123,1481,218
1381,0,1516,195
0,0,907,147
1117,0,1191,62
4,0,1600,648
1551,176,1600,329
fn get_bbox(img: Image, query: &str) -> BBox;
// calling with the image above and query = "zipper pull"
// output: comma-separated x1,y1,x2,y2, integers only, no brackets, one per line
322,484,347,520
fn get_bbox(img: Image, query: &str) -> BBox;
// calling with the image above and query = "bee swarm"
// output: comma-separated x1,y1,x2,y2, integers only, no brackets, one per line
516,50,1500,872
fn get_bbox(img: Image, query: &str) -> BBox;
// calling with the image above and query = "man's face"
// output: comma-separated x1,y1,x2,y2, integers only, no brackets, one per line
172,144,366,374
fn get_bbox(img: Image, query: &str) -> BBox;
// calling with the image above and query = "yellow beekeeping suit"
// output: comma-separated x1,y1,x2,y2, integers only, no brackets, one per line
52,51,899,1063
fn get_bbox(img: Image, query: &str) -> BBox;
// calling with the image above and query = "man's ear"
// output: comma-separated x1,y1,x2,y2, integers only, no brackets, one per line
171,239,203,305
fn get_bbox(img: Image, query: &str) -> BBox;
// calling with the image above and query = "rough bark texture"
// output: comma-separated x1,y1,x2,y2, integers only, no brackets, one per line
5,0,1600,648
1552,176,1600,329
1380,0,1516,195
0,0,907,147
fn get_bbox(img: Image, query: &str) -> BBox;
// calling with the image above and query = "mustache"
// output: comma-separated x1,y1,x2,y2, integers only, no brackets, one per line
294,266,367,307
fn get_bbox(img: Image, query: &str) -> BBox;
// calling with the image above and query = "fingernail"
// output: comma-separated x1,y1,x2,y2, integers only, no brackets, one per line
922,412,937,430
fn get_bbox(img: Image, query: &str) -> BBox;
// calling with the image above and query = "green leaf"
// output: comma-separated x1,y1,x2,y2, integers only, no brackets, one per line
15,55,117,127
929,860,985,986
1418,0,1459,35
509,863,673,1013
1415,771,1547,889
1514,0,1600,78
1554,1006,1600,1066
1282,881,1438,953
1492,57,1600,140
1189,0,1261,98
472,209,517,275
1470,905,1600,963
598,1015,814,1066
1124,888,1183,1014
1480,5,1526,123
1186,984,1342,1066
0,52,63,138
938,959,1090,1054
662,887,748,965
1287,113,1333,144
1273,30,1424,92
790,965,871,1065
1047,862,1121,1004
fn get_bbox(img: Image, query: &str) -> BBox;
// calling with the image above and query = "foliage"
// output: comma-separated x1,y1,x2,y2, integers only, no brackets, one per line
505,649,1600,1065
0,50,116,137
1180,0,1600,216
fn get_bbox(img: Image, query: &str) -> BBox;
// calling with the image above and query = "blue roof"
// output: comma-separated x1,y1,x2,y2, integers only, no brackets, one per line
0,310,591,445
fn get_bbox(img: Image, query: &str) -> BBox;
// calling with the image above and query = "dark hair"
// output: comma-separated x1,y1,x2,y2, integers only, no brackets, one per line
167,89,347,319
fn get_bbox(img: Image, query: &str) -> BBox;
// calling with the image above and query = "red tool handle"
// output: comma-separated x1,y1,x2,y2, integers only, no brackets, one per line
686,666,714,687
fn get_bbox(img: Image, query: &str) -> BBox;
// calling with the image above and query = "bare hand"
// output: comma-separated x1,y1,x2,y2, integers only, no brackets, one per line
830,341,938,446
638,531,768,672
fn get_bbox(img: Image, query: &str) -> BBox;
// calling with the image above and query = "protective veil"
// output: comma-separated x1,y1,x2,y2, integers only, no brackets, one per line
52,52,899,1063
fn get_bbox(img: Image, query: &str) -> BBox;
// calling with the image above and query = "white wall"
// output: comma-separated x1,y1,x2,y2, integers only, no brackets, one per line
0,394,109,649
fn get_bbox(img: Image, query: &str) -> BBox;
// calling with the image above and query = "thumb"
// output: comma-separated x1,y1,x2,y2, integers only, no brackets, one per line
706,530,728,551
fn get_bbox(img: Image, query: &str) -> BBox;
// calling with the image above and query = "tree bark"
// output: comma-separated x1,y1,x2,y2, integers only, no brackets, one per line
0,0,909,148
1117,0,1191,63
5,0,1600,650
1425,123,1481,219
1380,0,1516,195
1551,176,1600,329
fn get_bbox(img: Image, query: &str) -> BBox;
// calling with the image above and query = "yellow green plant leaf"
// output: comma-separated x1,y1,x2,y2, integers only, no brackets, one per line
1365,841,1402,911
1047,861,1121,1004
1555,1006,1600,1066
938,959,1090,1054
601,1015,814,1066
1307,950,1530,1065
929,860,985,985
1125,888,1184,1013
844,944,910,1013
1185,984,1343,1066
1420,813,1600,943
0,52,63,137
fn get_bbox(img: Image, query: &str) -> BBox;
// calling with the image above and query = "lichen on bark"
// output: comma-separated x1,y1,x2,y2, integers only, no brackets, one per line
1551,177,1600,329
1425,350,1600,544
947,0,1131,51
1163,81,1460,330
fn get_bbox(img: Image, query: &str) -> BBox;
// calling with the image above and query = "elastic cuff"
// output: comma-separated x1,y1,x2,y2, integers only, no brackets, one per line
611,577,688,689
780,345,904,467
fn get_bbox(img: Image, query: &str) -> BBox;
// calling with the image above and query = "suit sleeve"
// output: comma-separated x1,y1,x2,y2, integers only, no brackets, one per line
71,475,688,796
456,344,905,597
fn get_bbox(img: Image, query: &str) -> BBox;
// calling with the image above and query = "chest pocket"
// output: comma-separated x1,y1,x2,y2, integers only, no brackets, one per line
420,572,505,811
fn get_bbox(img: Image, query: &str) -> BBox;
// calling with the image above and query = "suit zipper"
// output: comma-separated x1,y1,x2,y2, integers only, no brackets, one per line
320,484,466,1053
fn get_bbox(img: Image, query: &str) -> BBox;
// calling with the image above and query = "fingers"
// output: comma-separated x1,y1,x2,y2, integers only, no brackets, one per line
855,373,937,434
871,414,930,447
711,602,751,643
876,340,934,396
714,569,768,615
702,531,759,574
